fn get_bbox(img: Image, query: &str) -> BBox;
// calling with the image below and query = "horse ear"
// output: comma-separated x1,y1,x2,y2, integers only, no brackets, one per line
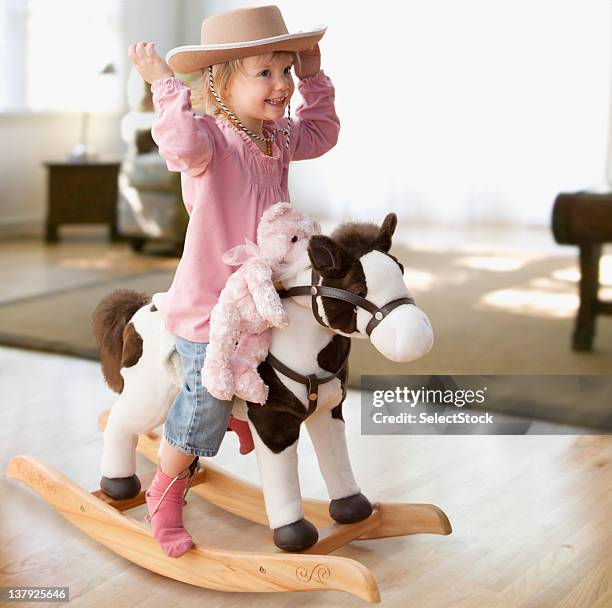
308,235,350,278
377,213,397,252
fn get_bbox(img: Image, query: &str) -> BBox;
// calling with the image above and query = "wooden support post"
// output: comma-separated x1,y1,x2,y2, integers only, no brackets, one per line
573,243,601,351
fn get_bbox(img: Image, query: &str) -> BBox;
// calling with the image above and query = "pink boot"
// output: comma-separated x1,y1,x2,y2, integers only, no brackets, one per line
227,415,255,455
145,460,197,557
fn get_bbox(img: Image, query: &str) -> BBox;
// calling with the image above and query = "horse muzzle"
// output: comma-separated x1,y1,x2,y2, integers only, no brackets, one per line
369,304,434,363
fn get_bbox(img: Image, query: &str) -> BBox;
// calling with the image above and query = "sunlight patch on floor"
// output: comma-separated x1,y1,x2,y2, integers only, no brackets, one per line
402,268,436,292
602,254,612,285
552,254,612,287
453,255,528,272
551,265,581,284
478,286,578,319
476,248,612,320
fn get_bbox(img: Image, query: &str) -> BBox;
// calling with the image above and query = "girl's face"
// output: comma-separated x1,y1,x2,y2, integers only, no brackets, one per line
224,52,295,124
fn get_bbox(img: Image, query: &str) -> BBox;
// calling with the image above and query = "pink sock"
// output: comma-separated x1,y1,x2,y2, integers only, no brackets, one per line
145,464,194,557
227,416,255,455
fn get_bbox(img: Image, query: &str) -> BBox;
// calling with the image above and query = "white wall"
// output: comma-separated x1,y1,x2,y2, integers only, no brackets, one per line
180,1,611,226
0,0,181,235
2,0,611,234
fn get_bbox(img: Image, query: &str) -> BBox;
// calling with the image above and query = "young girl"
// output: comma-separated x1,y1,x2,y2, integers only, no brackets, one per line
128,5,339,557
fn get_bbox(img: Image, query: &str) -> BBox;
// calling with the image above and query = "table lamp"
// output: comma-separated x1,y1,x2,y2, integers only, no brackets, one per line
70,63,117,162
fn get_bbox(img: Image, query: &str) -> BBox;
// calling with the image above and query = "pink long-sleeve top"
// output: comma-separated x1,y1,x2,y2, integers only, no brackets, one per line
150,70,340,342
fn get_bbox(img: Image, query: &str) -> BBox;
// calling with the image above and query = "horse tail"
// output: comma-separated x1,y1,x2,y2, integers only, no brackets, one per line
92,289,150,393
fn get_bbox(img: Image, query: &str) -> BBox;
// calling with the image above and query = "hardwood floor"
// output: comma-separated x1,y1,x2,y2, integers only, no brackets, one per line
1,346,610,607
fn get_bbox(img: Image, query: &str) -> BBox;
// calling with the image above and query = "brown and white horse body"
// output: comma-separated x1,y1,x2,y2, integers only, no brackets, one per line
96,213,433,550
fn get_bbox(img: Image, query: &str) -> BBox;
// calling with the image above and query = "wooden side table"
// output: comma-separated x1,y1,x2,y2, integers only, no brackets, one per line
44,161,121,242
552,190,612,351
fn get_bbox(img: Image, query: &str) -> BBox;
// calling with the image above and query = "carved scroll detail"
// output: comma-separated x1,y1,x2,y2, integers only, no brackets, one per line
295,564,331,584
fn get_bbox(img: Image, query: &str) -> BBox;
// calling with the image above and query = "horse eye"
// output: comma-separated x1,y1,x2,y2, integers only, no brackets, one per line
291,235,298,243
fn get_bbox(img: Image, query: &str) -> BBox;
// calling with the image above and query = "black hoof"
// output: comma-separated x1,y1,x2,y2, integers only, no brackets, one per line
100,474,141,500
329,493,373,524
273,518,319,552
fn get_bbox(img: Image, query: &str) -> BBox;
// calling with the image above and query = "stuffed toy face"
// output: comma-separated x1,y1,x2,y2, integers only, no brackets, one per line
257,203,321,279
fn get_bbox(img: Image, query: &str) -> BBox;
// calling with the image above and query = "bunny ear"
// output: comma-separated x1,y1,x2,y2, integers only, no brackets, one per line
222,239,261,266
244,238,260,257
223,244,250,266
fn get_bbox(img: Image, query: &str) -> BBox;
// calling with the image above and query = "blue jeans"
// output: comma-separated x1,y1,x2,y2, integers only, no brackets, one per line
164,337,233,457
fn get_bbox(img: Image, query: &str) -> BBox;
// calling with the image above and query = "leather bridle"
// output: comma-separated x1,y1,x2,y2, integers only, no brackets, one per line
278,268,415,337
265,267,415,409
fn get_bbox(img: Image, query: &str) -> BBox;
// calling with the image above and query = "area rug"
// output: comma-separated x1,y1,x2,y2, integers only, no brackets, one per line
0,271,175,359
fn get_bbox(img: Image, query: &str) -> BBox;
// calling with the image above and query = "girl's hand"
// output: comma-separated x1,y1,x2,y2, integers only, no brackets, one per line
128,41,174,84
295,44,321,79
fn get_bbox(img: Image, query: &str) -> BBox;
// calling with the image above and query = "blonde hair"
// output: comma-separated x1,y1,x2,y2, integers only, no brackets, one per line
183,51,298,116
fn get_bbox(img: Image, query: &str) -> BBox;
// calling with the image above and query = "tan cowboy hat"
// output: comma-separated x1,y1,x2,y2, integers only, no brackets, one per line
166,5,326,74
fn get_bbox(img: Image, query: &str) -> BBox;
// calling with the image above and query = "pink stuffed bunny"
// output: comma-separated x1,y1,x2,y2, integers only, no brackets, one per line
203,202,321,404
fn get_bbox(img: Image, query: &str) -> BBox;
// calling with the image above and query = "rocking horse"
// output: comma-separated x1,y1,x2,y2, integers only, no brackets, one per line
7,213,451,603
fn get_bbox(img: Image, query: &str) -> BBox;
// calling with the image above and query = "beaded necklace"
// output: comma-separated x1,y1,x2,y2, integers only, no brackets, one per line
208,65,291,153
225,112,272,156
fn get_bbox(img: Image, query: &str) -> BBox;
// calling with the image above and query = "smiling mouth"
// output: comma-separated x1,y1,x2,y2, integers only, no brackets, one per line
265,96,286,106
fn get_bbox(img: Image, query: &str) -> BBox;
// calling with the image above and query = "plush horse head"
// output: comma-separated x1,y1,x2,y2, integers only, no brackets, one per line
281,212,433,362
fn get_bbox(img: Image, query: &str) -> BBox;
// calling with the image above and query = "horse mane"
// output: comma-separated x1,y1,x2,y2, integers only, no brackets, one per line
329,221,383,259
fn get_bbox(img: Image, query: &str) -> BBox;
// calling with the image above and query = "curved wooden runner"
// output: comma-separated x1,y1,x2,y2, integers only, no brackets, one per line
6,410,451,602
6,455,380,603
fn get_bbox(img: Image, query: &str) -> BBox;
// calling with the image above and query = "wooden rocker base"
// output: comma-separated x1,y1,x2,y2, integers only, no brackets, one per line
5,411,452,603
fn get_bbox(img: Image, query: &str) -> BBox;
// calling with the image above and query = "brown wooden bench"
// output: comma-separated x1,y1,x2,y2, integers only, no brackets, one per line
552,191,612,350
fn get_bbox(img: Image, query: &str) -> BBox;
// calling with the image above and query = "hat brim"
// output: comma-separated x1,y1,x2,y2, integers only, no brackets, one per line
166,26,326,74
